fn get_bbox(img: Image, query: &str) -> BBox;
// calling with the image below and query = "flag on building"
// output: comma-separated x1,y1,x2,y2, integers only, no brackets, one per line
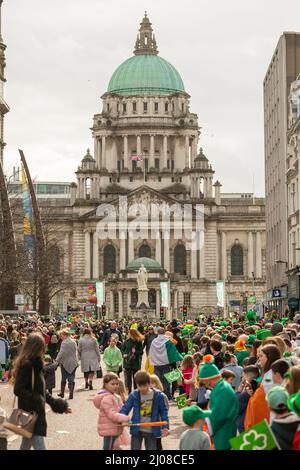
22,163,35,275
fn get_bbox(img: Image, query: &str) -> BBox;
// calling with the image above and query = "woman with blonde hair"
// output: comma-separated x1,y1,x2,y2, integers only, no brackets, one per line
285,364,300,395
122,329,144,393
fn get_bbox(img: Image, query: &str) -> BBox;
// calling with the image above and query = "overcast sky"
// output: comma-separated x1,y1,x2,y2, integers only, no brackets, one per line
3,0,300,196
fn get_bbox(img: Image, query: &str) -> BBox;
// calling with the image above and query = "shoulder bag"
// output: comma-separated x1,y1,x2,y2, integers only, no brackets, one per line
4,368,38,439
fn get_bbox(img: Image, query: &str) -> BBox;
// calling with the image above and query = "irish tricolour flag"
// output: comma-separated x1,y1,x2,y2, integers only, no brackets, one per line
150,335,182,366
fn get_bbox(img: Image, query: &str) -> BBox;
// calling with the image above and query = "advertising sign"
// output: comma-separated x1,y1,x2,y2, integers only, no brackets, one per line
216,281,225,307
96,281,105,307
160,281,169,308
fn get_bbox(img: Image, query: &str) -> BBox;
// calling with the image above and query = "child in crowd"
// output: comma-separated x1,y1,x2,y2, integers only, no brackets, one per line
44,355,58,395
150,374,169,450
221,369,236,387
210,340,224,370
179,405,211,450
220,353,243,390
184,353,202,402
120,371,169,450
103,335,123,375
93,372,129,450
271,359,290,385
266,386,300,450
181,355,194,398
236,365,260,433
285,365,300,395
0,395,8,450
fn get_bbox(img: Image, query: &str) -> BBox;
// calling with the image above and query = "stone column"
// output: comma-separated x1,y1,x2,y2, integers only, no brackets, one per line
137,135,141,156
110,291,115,319
248,232,254,278
163,233,170,272
150,135,155,169
196,177,200,198
64,233,69,275
207,177,213,198
199,230,205,279
128,231,134,262
191,244,197,279
256,231,262,278
93,231,99,279
185,135,189,168
156,289,160,318
221,232,227,280
118,290,123,317
174,290,178,314
163,134,168,169
84,231,91,279
123,135,128,170
120,238,126,270
203,177,207,197
127,289,131,316
102,136,106,169
192,137,197,160
94,137,101,169
155,231,161,265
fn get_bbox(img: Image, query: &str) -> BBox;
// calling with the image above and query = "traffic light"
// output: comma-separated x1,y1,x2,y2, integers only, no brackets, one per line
182,305,187,317
160,307,165,319
101,304,106,316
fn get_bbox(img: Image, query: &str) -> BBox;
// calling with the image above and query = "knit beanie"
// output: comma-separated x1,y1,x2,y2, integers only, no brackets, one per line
182,405,206,426
199,355,221,381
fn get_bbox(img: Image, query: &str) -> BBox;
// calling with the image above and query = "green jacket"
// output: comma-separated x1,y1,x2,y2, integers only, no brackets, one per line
122,339,143,370
204,379,239,450
103,345,123,372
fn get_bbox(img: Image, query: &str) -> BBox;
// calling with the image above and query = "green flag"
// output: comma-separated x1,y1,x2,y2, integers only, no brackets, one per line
176,394,187,409
164,368,182,384
230,420,280,450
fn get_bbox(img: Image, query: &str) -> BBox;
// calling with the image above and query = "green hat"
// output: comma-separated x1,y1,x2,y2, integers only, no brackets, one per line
245,334,256,348
182,405,206,426
266,386,289,411
281,317,289,324
288,390,300,417
199,355,221,381
256,329,272,341
221,321,228,327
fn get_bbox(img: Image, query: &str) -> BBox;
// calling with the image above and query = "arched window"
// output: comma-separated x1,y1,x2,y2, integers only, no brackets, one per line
139,244,151,258
103,244,116,274
174,244,186,275
231,245,243,276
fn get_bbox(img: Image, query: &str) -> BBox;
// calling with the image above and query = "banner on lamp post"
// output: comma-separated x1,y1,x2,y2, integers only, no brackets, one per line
216,281,225,308
160,281,169,308
96,281,105,307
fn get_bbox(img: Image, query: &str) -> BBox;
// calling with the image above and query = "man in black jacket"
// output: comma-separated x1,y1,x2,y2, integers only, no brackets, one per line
100,321,122,350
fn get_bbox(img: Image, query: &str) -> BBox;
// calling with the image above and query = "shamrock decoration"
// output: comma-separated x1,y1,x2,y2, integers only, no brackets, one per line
240,430,267,450
176,394,187,409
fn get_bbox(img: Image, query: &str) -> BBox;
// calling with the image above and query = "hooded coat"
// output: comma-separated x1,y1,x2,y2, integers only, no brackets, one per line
93,390,129,436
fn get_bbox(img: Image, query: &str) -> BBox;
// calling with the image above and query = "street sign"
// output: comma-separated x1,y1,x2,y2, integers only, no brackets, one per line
15,295,25,305
272,289,281,298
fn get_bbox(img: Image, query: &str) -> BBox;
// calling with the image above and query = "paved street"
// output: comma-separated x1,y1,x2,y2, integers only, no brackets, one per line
0,365,185,451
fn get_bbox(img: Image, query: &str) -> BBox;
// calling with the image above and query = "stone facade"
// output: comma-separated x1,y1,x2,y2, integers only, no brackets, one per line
13,14,267,318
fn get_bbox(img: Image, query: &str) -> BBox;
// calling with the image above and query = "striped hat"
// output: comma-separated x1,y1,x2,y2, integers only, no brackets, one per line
199,355,221,381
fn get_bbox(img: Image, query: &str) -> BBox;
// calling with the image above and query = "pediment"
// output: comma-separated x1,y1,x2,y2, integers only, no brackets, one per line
80,185,205,220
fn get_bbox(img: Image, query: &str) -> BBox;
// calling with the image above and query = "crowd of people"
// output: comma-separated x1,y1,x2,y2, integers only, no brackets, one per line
0,311,300,451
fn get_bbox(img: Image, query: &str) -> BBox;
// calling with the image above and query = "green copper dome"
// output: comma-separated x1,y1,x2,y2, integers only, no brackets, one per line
108,55,185,96
127,257,161,272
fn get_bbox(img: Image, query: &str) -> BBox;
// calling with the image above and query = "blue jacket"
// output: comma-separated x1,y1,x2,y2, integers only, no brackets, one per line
0,338,9,365
120,389,169,437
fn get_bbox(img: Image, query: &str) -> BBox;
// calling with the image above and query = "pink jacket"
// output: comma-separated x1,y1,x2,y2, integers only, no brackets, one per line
93,390,129,437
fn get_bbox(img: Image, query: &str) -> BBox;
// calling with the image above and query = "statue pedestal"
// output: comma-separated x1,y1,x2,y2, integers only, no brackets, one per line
137,288,149,308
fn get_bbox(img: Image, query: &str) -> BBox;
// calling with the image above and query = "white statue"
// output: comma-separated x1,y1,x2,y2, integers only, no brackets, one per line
137,264,148,290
